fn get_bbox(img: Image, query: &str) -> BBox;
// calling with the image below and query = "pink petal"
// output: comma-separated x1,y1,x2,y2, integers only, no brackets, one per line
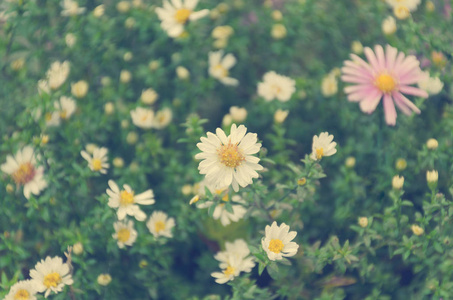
385,44,398,71
341,75,371,84
393,92,421,114
375,45,386,71
383,94,397,126
399,85,428,98
364,47,380,72
359,91,382,114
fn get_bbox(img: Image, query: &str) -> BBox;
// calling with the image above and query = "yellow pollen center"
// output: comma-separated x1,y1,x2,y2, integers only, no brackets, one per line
120,190,135,206
12,162,35,185
174,8,191,24
213,64,228,78
269,239,284,253
218,143,245,168
224,266,235,276
221,194,229,202
43,272,62,288
272,84,282,95
14,289,30,300
375,73,396,93
92,158,102,171
117,228,131,243
155,221,166,233
316,148,324,160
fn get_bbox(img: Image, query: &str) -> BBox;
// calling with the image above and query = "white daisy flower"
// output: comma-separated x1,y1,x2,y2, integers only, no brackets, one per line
208,50,239,86
45,111,61,127
61,0,86,16
80,146,109,174
29,256,73,298
310,132,337,161
113,220,138,248
106,180,155,221
54,96,77,120
417,71,444,95
4,280,37,300
198,194,247,226
147,211,175,238
152,107,173,129
37,79,50,95
155,0,209,38
211,239,255,284
1,146,47,199
261,221,299,261
46,61,70,90
195,124,263,192
257,71,296,102
130,107,154,129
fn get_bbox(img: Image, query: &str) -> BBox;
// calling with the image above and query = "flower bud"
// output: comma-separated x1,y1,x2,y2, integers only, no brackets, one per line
274,109,289,123
358,217,368,228
426,138,438,150
120,70,132,83
411,224,424,236
71,80,89,98
345,157,356,168
73,242,83,255
97,274,112,286
141,88,158,104
113,157,124,168
176,66,190,79
392,175,404,190
271,24,287,39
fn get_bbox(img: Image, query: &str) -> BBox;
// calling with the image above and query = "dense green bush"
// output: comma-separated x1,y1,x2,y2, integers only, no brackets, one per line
1,0,452,299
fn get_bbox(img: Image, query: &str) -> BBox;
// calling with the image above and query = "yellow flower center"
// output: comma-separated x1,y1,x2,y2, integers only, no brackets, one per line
316,148,324,160
92,158,102,171
271,84,282,95
120,190,135,205
117,228,131,243
12,162,36,185
375,73,397,93
218,143,245,168
224,266,235,276
269,238,284,253
60,110,67,119
43,272,62,288
14,289,30,300
213,64,228,78
174,8,191,24
155,221,166,233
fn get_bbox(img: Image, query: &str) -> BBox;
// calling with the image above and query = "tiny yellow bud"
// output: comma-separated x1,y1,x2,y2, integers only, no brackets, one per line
182,185,192,196
176,66,190,79
113,157,124,168
125,17,136,29
6,184,14,194
149,60,160,70
117,1,130,13
395,158,407,171
426,138,438,150
358,217,368,228
123,52,133,61
73,242,84,255
104,102,115,115
274,109,289,123
271,24,287,39
93,5,105,17
141,88,158,104
271,10,283,21
189,195,200,205
351,41,363,54
426,170,438,183
297,178,307,186
129,161,139,173
71,80,89,98
393,5,410,20
431,51,446,69
411,224,424,236
392,175,404,190
345,157,356,168
41,135,49,145
11,58,25,71
121,120,129,129
425,1,435,12
139,260,148,268
126,132,138,145
97,274,112,286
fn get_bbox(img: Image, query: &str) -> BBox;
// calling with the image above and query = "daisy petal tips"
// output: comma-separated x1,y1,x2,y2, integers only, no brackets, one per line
194,124,263,192
341,44,428,126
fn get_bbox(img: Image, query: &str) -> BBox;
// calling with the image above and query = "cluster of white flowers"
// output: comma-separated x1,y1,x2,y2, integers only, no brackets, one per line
130,106,173,130
4,256,73,299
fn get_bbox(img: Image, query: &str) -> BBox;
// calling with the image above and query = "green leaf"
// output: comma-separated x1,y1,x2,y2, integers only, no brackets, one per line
208,203,216,218
224,201,234,214
267,262,280,280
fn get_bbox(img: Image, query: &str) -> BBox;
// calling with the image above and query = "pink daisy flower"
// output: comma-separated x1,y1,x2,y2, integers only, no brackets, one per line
341,44,428,125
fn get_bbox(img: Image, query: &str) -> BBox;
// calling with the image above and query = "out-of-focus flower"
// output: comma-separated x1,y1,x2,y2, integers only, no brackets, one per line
195,124,263,192
123,52,133,61
229,106,247,123
104,102,115,115
4,280,37,300
130,107,154,129
382,16,397,35
274,109,289,123
11,58,25,71
417,71,444,95
113,157,124,168
146,211,175,238
97,274,112,286
1,146,47,199
73,242,83,255
222,114,233,127
113,220,137,248
271,23,287,39
38,80,50,95
93,4,104,17
351,41,363,54
106,180,155,221
120,70,132,83
257,71,295,102
386,0,420,12
65,33,77,48
198,192,247,226
271,10,283,21
54,96,76,120
212,25,234,40
393,5,411,19
81,146,109,174
61,0,86,16
211,239,255,284
359,217,368,228
153,108,173,129
395,158,407,170
126,132,138,144
426,138,438,150
310,132,337,161
262,221,299,261
47,61,70,90
426,170,438,184
321,73,338,97
71,80,89,98
176,66,190,79
30,256,73,298
117,1,130,13
208,50,238,86
345,156,356,168
141,88,158,104
125,17,135,28
411,224,424,236
155,0,209,38
341,45,428,125
392,175,404,189
431,51,447,69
